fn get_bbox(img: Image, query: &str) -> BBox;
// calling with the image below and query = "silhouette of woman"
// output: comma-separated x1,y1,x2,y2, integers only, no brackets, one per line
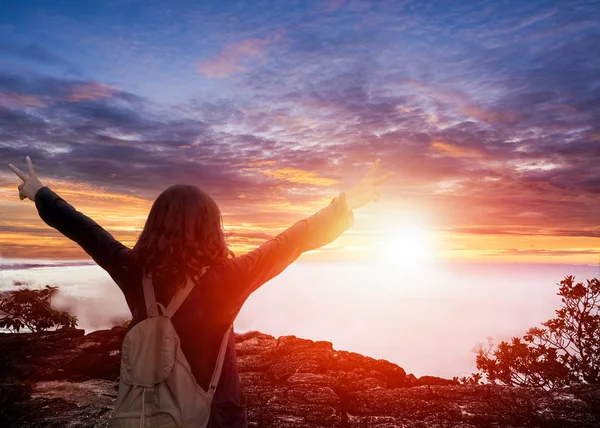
8,155,394,427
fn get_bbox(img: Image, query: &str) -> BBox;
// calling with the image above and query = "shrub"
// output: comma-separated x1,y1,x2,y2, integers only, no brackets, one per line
0,285,78,333
453,372,483,385
474,275,600,388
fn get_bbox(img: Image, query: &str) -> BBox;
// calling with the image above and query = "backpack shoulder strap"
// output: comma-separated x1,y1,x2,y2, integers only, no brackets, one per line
142,269,161,318
165,266,209,318
209,325,232,392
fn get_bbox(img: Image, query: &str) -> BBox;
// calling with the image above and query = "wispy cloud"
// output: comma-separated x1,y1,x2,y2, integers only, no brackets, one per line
0,92,47,107
66,82,120,102
197,31,285,78
259,168,338,186
430,140,485,158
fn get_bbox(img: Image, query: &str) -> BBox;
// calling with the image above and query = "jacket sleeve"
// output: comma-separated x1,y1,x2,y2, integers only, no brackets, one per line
220,191,354,317
34,186,131,284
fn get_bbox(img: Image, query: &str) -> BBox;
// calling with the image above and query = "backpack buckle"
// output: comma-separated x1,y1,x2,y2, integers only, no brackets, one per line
144,388,154,403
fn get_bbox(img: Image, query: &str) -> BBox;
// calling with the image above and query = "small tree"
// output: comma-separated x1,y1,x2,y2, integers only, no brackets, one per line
0,285,78,333
475,276,600,388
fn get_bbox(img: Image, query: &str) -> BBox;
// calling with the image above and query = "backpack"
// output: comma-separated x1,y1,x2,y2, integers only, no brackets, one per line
109,266,232,428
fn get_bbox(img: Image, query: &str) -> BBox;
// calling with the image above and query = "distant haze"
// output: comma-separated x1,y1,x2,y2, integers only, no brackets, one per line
1,257,597,379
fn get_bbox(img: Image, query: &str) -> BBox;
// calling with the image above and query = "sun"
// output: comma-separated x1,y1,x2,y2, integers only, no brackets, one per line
372,223,436,272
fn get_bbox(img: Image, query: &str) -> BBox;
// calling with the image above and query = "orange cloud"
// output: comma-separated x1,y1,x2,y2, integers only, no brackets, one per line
197,31,284,78
0,92,46,107
460,104,519,124
260,168,338,186
238,159,337,187
66,82,119,102
431,140,484,158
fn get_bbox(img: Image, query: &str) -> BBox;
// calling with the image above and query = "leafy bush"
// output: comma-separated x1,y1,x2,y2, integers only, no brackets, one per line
453,372,483,385
0,285,78,333
474,275,600,388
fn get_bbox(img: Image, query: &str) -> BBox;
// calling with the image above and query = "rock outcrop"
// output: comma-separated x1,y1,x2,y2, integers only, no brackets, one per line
1,327,599,427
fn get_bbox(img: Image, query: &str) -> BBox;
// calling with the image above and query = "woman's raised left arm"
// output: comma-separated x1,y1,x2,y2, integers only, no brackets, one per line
34,186,131,277
8,156,130,279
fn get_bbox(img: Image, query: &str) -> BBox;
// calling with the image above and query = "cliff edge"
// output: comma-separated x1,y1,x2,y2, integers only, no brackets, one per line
1,327,599,427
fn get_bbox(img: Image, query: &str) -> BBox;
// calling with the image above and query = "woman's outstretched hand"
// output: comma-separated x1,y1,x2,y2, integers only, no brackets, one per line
346,158,395,211
8,156,45,202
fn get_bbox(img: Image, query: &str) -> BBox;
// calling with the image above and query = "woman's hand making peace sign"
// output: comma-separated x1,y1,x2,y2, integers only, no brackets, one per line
346,158,395,211
8,156,45,202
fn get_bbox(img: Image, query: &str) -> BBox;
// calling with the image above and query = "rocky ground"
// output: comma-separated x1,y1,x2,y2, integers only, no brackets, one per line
1,327,599,427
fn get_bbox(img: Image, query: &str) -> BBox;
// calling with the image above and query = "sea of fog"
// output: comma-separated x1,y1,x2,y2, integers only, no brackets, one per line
1,256,598,379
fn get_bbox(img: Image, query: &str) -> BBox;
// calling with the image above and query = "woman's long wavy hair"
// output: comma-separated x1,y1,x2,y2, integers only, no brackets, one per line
130,184,235,293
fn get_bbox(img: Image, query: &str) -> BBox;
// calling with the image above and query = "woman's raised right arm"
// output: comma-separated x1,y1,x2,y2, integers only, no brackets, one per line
221,190,354,315
220,158,395,317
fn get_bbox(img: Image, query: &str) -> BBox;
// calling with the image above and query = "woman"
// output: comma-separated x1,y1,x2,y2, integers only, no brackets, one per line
8,155,394,427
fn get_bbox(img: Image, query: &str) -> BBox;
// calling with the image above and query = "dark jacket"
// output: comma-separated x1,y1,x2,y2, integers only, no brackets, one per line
34,186,354,427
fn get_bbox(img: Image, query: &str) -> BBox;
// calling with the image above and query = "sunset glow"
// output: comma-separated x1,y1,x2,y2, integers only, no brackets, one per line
0,1,598,266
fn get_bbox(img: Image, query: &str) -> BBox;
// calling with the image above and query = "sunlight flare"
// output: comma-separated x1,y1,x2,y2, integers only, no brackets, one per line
369,215,437,275
380,226,433,267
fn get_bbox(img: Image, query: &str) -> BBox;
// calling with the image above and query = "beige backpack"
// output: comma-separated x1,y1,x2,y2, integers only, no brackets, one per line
109,266,232,428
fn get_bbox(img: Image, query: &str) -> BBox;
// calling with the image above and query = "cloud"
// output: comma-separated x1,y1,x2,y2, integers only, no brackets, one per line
0,71,347,210
218,38,597,238
447,226,600,239
66,82,120,102
258,167,338,186
0,259,94,270
197,31,285,78
486,249,599,257
430,140,485,158
459,104,520,124
404,79,521,125
0,71,132,108
0,92,47,108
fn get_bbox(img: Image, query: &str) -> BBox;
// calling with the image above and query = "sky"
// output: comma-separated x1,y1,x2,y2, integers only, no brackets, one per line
1,0,600,264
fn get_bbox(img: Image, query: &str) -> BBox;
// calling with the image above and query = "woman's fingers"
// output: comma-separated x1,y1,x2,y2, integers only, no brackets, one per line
18,183,26,200
8,163,27,181
26,156,35,176
373,171,395,186
365,158,381,179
